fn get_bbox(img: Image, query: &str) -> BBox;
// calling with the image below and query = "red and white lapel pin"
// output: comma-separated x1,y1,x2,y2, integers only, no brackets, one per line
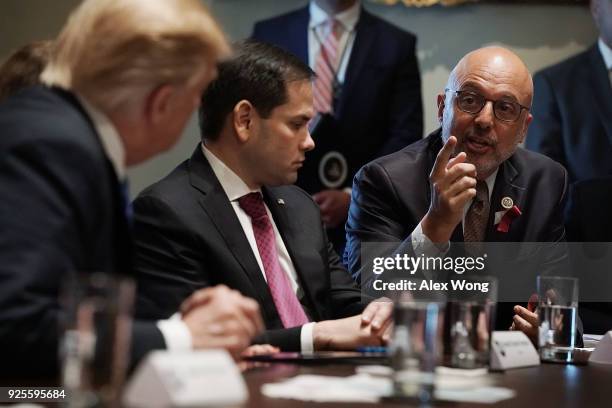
494,196,521,233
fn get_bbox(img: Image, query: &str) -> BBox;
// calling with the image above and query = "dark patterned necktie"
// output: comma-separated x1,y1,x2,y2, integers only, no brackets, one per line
464,181,490,242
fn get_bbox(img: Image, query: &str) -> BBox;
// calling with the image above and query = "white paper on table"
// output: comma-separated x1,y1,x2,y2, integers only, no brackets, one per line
436,387,516,404
261,372,515,404
261,374,390,403
584,333,604,349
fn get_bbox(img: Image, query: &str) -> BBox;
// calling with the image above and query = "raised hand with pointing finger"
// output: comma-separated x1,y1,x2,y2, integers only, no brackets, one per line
421,135,477,243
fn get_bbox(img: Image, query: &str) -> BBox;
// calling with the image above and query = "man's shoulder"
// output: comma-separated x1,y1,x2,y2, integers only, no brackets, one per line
136,159,191,203
253,6,307,30
360,134,434,179
534,45,593,82
1,87,94,139
511,147,567,181
361,9,417,42
0,86,106,162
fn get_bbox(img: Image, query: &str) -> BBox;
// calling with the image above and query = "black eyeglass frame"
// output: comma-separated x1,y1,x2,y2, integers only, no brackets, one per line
445,88,531,123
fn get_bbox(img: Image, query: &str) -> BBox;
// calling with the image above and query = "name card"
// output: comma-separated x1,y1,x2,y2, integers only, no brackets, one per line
490,331,540,371
123,350,248,407
589,331,612,365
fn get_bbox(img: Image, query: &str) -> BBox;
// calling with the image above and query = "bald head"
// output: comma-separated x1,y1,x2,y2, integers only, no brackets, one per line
447,46,533,108
438,46,534,180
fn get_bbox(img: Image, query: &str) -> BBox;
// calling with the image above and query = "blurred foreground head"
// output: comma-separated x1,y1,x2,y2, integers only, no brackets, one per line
41,0,230,165
0,40,53,103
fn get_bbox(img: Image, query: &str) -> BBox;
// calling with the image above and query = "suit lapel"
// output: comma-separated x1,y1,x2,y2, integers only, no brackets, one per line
336,9,376,117
486,158,526,241
187,147,274,310
587,44,612,148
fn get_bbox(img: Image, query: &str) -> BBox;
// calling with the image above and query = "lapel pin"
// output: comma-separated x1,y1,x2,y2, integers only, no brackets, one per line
277,198,285,205
501,197,513,209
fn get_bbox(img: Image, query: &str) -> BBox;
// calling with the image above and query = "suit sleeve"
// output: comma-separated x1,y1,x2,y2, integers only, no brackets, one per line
378,35,423,155
525,72,567,167
344,162,417,288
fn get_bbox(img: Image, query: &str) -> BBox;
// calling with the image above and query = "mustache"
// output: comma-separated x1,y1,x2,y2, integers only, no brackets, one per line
462,132,497,146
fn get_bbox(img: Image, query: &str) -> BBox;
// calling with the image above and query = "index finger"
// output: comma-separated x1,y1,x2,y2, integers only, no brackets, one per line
432,136,457,178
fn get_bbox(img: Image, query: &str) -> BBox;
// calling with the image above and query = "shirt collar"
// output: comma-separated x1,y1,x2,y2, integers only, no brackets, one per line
309,0,361,32
201,143,260,202
598,38,612,71
483,167,498,201
76,94,126,179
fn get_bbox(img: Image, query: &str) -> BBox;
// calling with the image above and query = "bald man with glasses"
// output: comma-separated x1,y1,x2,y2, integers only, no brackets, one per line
344,47,570,342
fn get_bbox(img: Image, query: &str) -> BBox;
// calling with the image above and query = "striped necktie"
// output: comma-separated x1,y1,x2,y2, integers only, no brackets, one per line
313,19,340,114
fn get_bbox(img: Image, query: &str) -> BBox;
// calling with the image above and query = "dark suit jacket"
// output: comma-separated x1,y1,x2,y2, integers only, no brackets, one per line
526,44,612,183
344,129,569,330
0,86,164,378
252,6,423,249
132,146,366,351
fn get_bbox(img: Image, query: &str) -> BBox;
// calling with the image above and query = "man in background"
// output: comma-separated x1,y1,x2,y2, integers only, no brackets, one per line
526,0,612,333
0,0,263,378
133,40,392,353
526,0,611,184
252,0,423,253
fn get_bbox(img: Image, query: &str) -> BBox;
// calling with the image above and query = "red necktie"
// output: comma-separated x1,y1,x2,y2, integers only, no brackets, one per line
238,193,309,328
313,19,340,114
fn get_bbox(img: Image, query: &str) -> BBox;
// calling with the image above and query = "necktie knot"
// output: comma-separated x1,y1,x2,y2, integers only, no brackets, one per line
238,192,267,220
472,181,489,212
328,18,340,39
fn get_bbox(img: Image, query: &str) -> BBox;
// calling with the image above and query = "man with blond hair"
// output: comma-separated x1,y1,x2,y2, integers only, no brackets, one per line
0,0,263,378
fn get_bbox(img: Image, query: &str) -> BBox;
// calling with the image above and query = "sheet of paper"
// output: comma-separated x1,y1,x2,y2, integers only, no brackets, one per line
262,372,515,404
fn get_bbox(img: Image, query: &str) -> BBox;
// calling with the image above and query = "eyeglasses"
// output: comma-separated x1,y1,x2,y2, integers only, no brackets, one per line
446,89,530,123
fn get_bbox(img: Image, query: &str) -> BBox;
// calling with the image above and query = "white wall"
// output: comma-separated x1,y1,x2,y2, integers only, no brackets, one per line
0,0,598,196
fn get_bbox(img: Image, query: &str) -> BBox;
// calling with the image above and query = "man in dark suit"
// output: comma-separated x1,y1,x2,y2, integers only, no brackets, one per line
133,40,392,352
525,0,612,334
526,0,612,184
0,0,263,378
345,47,569,342
252,0,423,252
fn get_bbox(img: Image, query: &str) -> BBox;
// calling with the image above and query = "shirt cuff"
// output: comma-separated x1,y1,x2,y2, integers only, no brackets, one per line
300,322,316,352
411,221,450,256
156,313,193,352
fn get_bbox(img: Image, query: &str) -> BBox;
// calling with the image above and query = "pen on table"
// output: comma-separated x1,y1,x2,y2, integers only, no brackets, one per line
356,346,387,353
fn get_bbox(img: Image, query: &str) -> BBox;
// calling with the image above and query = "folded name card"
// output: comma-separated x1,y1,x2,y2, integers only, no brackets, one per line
490,331,540,370
123,350,247,407
589,330,612,365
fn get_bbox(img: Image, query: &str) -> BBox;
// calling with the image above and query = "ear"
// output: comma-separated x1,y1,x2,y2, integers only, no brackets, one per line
519,112,533,144
145,84,176,126
233,100,256,143
437,93,446,124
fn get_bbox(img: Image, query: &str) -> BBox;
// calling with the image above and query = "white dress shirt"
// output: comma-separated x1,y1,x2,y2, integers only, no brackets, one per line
308,0,360,84
76,94,192,351
202,144,316,351
598,38,612,87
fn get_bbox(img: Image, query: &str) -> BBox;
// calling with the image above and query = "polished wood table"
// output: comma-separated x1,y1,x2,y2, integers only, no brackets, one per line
242,361,612,407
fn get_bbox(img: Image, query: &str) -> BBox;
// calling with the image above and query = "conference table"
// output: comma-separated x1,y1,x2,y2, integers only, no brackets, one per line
241,360,612,407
